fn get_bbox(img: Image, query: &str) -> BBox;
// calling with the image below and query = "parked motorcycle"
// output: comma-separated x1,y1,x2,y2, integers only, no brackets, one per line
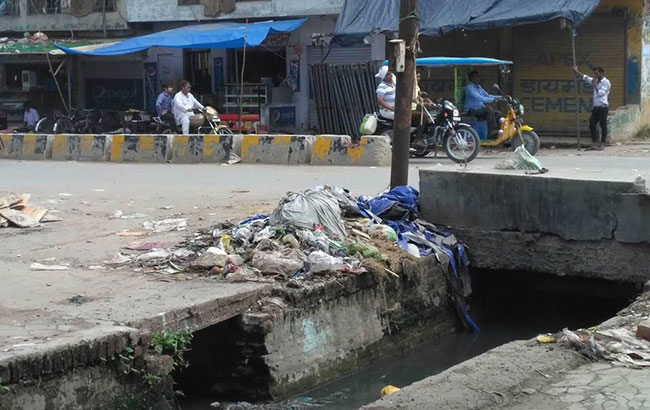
375,99,480,163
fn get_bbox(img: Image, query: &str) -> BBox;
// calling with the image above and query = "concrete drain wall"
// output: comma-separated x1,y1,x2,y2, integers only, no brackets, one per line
177,256,458,402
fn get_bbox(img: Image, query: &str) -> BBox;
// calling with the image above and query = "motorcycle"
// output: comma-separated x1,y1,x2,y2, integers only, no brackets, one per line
375,98,481,163
150,106,232,135
477,84,540,155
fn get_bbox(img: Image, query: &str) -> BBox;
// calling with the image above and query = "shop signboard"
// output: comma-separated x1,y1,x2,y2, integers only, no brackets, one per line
85,78,144,110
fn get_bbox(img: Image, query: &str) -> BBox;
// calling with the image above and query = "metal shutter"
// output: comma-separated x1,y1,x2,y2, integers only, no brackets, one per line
512,15,625,135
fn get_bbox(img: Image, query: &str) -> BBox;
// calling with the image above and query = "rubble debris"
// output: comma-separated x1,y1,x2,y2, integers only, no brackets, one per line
0,193,60,228
126,241,173,251
30,263,69,271
143,218,187,232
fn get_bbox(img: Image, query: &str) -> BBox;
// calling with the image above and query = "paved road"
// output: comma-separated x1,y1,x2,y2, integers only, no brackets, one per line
0,146,648,361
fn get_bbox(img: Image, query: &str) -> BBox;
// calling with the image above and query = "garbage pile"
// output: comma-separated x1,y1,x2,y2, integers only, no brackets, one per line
116,185,479,331
0,32,49,53
0,193,62,228
555,327,650,368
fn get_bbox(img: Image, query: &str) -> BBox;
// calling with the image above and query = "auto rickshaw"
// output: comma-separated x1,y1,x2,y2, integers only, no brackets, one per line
416,57,540,155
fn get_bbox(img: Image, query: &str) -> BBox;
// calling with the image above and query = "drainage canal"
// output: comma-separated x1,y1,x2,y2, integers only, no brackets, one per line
177,270,640,410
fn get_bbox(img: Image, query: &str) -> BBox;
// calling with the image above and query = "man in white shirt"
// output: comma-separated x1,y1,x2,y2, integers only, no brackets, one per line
375,66,396,120
573,65,611,150
173,80,205,135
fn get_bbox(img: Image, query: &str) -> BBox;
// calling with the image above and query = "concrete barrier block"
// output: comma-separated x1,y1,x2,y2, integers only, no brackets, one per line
311,135,391,166
171,134,234,163
0,134,52,160
51,134,111,161
110,134,171,163
240,135,312,165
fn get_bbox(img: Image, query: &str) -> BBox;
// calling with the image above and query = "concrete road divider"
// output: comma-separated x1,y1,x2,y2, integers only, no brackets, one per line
0,134,52,160
1,133,391,166
311,135,391,166
110,135,171,162
52,134,111,161
172,134,234,163
240,135,313,164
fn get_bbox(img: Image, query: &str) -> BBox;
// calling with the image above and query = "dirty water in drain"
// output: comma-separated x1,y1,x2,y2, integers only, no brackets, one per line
179,270,640,410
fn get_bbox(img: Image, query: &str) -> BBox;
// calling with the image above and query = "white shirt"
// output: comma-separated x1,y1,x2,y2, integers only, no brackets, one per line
583,75,611,107
376,82,396,110
172,91,204,123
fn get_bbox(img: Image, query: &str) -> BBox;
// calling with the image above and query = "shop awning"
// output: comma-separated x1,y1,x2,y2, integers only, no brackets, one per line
334,0,599,36
54,19,307,56
0,40,113,55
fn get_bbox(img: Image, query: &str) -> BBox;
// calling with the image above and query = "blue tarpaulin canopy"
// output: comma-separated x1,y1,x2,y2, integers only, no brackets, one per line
383,57,513,67
55,19,307,56
334,0,599,36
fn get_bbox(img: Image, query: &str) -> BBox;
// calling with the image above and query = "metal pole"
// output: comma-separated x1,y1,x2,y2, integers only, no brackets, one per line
67,55,72,109
391,0,418,188
571,31,581,150
239,19,248,133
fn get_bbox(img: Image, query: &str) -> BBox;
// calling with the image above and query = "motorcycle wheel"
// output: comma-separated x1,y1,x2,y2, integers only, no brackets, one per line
411,144,431,158
35,118,55,133
444,125,480,163
53,118,75,134
215,126,233,135
511,130,540,156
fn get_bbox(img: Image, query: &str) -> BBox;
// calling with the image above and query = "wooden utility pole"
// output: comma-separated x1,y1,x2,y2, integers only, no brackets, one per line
390,0,418,188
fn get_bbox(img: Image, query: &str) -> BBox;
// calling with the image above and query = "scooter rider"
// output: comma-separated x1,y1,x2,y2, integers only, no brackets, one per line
173,80,205,135
464,70,502,136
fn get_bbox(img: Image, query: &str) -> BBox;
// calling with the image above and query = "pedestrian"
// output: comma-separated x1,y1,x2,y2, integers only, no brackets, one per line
172,80,204,135
573,65,611,151
375,66,396,120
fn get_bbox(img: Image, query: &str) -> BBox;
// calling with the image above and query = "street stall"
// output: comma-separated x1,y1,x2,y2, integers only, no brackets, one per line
56,19,306,134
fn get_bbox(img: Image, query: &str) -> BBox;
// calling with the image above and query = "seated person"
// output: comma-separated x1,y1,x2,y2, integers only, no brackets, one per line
155,82,175,124
464,70,502,136
375,66,396,120
17,101,39,132
173,80,204,135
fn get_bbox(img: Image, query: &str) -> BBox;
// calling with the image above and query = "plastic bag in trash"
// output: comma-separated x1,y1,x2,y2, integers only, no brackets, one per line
270,190,346,238
307,250,345,274
315,185,361,216
359,186,420,221
368,224,398,242
251,248,306,277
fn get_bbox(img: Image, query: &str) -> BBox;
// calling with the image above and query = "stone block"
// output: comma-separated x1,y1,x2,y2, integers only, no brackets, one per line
51,134,111,161
0,133,52,160
144,354,174,376
171,134,234,163
240,134,312,164
311,135,391,166
110,134,171,162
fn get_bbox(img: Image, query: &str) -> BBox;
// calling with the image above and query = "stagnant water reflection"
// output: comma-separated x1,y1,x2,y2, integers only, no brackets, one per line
181,270,639,410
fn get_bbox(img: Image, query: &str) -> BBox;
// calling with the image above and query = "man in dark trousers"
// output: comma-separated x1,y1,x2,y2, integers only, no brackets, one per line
573,65,611,150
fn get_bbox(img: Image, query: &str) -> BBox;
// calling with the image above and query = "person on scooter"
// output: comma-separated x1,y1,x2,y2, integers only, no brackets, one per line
173,80,204,135
572,65,611,151
464,70,502,136
155,82,175,125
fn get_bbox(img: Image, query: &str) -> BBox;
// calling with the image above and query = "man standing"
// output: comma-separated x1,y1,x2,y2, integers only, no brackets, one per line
464,70,502,137
173,80,204,135
573,66,611,150
155,82,174,124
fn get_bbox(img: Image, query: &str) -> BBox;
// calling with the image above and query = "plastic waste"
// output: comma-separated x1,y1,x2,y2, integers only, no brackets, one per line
536,334,556,344
232,227,253,242
368,224,398,242
405,243,421,258
495,146,548,173
143,218,187,232
251,249,306,277
269,190,346,238
253,226,276,243
136,249,171,262
380,385,401,396
307,250,345,274
219,235,233,253
192,247,228,268
30,263,69,271
315,185,361,215
359,186,420,221
226,266,261,282
282,234,300,249
347,242,384,261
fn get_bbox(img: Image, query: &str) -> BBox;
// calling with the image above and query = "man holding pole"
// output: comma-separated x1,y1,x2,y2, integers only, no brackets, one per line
572,65,611,151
